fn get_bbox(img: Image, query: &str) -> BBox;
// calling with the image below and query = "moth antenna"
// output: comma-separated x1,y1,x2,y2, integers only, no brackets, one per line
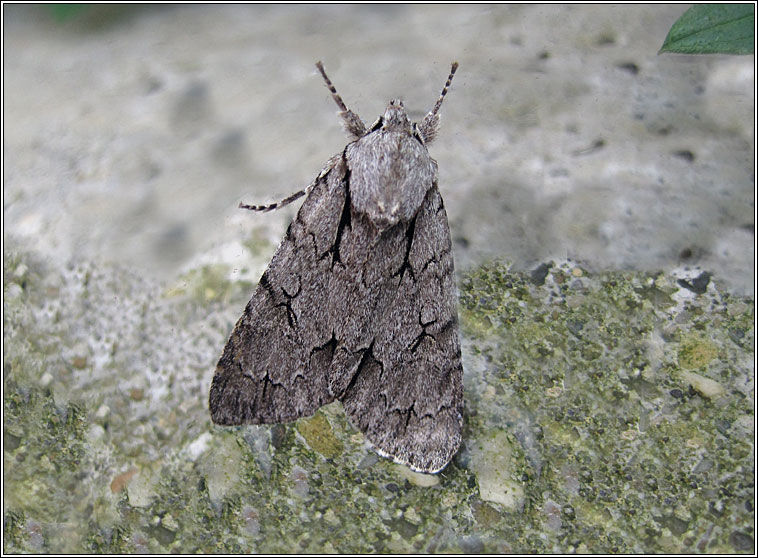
316,61,367,139
315,61,349,113
431,62,459,119
418,62,458,145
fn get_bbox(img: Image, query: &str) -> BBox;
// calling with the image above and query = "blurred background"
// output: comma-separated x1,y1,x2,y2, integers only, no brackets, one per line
4,4,754,293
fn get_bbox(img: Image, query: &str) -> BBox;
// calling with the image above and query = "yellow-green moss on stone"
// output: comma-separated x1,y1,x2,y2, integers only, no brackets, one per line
297,412,344,460
677,333,719,370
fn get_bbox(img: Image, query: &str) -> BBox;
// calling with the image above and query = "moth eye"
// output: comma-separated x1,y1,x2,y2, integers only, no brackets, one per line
369,117,384,132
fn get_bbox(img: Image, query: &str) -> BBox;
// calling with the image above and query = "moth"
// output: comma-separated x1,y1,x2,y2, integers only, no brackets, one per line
210,61,463,473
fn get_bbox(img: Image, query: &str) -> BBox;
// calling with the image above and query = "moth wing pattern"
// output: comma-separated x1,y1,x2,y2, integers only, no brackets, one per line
210,164,463,472
209,156,348,425
338,184,463,474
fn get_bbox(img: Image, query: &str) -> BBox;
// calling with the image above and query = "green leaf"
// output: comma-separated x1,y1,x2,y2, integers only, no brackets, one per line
48,5,90,22
660,4,754,55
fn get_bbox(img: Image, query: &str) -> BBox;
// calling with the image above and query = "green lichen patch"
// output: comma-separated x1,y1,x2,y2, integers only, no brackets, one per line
2,510,28,553
459,260,754,554
677,333,719,370
3,249,754,554
296,410,344,460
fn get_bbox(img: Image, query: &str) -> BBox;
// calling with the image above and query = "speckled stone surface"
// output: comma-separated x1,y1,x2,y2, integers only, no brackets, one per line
3,4,755,554
4,252,754,553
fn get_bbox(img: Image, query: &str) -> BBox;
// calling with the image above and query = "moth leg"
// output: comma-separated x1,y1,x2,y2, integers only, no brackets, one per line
239,189,305,212
239,154,344,213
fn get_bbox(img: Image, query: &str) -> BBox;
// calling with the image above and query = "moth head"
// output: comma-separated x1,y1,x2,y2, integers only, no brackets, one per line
316,61,458,146
380,100,412,134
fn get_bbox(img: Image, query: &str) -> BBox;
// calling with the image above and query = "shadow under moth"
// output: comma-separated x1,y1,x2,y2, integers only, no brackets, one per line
210,61,463,474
